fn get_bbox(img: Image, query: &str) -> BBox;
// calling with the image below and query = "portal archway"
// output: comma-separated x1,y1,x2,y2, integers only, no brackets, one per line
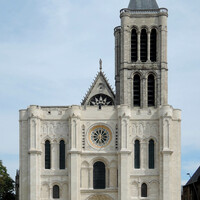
88,194,113,200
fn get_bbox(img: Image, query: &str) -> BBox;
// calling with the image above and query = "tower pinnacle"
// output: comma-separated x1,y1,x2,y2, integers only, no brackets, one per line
128,0,159,10
99,59,102,72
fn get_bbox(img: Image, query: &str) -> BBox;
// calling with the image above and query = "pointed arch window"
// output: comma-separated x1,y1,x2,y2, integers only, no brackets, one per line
93,161,106,189
141,183,148,197
140,29,147,62
133,74,141,107
53,185,60,199
149,139,155,169
45,140,51,169
150,29,157,62
148,74,155,107
134,140,140,169
59,140,65,169
131,29,138,62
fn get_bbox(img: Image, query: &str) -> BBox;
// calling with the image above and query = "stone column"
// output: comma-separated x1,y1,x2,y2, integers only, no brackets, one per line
142,77,147,108
141,141,147,169
52,141,58,170
147,31,151,61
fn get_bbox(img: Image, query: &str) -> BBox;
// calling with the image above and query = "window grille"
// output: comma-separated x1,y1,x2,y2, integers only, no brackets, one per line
149,140,155,169
131,29,138,62
148,74,155,107
134,140,140,169
140,29,147,62
93,162,106,189
150,29,157,62
45,140,51,169
141,183,147,197
59,140,65,170
133,74,141,107
53,185,60,199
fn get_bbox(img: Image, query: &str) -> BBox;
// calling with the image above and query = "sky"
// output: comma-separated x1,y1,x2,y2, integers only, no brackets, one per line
0,0,199,186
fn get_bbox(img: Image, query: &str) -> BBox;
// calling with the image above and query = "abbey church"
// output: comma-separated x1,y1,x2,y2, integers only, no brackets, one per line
19,0,181,199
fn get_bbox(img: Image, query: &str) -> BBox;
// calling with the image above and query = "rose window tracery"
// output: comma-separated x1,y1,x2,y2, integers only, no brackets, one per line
88,125,112,148
89,94,114,106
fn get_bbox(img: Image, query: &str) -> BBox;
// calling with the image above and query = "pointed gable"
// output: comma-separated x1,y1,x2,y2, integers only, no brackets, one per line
128,0,159,10
81,71,115,106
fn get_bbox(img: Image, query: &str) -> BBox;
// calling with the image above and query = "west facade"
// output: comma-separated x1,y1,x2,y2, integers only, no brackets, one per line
19,0,181,200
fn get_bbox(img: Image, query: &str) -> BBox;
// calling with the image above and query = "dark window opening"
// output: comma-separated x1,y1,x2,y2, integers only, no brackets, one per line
53,185,60,199
93,161,106,189
149,140,155,169
150,29,157,62
133,74,141,107
131,29,138,62
140,29,147,62
134,140,140,169
59,140,65,170
45,140,51,169
148,74,155,107
89,94,114,106
141,183,147,197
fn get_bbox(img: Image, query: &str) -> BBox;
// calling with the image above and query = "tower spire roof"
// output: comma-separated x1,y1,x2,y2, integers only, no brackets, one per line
128,0,159,10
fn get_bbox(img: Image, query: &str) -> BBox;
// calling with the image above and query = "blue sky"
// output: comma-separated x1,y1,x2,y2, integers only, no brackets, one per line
0,0,199,185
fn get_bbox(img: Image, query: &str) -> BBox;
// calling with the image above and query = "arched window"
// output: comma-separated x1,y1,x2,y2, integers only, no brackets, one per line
141,183,147,197
134,140,140,169
131,29,138,62
140,29,147,62
59,140,65,169
149,140,155,169
133,74,141,107
53,185,59,199
148,74,155,107
150,29,157,62
93,161,106,189
45,140,51,169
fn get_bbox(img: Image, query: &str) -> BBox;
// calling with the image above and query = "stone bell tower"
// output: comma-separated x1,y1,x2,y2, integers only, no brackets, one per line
115,0,168,108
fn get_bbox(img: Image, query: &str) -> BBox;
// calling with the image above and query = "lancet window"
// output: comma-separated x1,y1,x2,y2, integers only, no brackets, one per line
45,140,51,169
134,140,140,169
150,29,157,62
59,140,65,170
131,29,138,62
149,139,155,169
93,161,106,189
133,74,141,107
148,74,155,107
140,29,147,62
141,183,148,197
53,185,60,199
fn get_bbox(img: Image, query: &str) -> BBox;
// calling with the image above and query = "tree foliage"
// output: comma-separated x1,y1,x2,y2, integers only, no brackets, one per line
0,160,15,200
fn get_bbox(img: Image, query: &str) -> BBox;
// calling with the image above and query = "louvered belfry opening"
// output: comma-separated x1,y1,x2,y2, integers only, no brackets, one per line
45,140,51,169
140,29,147,62
131,29,138,62
134,140,140,169
149,139,155,169
93,161,106,189
148,74,155,107
133,74,141,107
150,29,157,62
59,140,65,169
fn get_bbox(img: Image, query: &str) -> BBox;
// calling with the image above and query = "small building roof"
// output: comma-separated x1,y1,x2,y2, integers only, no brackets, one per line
186,166,200,185
128,0,159,10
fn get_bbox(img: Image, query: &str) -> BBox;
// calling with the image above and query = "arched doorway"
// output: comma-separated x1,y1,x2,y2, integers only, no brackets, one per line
88,194,113,200
93,161,106,189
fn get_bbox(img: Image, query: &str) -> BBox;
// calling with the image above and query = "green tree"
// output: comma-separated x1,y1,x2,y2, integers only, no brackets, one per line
0,160,15,200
